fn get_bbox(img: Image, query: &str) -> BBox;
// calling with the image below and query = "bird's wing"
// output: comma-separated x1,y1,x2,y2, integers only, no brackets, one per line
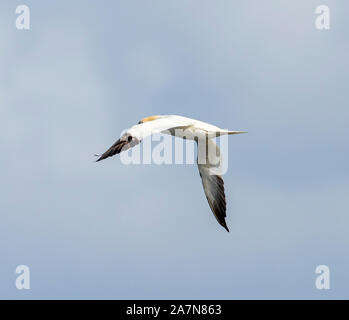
134,116,194,139
197,138,229,232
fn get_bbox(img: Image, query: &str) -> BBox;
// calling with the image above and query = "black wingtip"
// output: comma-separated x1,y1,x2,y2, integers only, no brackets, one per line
94,156,103,162
220,220,229,232
223,224,230,232
94,154,103,162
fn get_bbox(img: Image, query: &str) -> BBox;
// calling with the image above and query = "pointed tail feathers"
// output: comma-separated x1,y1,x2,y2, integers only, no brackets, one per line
228,130,248,135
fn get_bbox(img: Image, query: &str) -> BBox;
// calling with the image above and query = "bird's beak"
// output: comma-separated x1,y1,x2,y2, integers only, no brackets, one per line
96,138,128,162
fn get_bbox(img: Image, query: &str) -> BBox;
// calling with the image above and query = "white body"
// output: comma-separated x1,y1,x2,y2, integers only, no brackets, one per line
97,114,246,232
127,115,239,141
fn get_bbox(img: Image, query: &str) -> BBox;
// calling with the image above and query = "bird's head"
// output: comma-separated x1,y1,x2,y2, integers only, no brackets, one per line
95,131,141,162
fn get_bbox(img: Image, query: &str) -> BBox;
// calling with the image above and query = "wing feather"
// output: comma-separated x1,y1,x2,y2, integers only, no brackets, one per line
197,139,229,232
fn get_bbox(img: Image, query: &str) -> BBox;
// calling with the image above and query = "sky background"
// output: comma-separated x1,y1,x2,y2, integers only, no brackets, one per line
0,1,348,299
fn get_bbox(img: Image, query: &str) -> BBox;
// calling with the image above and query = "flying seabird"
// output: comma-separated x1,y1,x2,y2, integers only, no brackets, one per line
96,115,246,232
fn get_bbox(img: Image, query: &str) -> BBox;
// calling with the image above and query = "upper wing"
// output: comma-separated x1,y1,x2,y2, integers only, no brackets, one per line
197,139,229,232
96,116,194,162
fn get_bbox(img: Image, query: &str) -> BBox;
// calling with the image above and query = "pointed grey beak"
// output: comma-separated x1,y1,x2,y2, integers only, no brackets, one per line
96,138,128,162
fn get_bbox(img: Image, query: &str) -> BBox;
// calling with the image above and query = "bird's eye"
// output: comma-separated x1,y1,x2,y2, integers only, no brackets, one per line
128,136,133,142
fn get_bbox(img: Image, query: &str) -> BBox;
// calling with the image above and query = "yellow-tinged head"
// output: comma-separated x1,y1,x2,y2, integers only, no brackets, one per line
138,115,161,124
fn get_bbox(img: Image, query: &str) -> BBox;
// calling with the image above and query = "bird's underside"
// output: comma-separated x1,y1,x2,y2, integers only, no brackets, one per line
96,115,246,232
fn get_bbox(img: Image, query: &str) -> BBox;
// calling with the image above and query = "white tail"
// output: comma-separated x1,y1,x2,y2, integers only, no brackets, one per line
228,131,248,135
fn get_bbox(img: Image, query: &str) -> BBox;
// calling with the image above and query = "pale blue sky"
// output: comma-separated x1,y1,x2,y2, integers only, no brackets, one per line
0,1,348,299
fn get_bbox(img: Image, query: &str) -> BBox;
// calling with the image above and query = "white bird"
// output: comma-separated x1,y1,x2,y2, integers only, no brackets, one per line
96,115,246,232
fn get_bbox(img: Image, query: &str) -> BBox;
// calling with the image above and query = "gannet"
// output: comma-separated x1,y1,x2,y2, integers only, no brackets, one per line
96,115,246,232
